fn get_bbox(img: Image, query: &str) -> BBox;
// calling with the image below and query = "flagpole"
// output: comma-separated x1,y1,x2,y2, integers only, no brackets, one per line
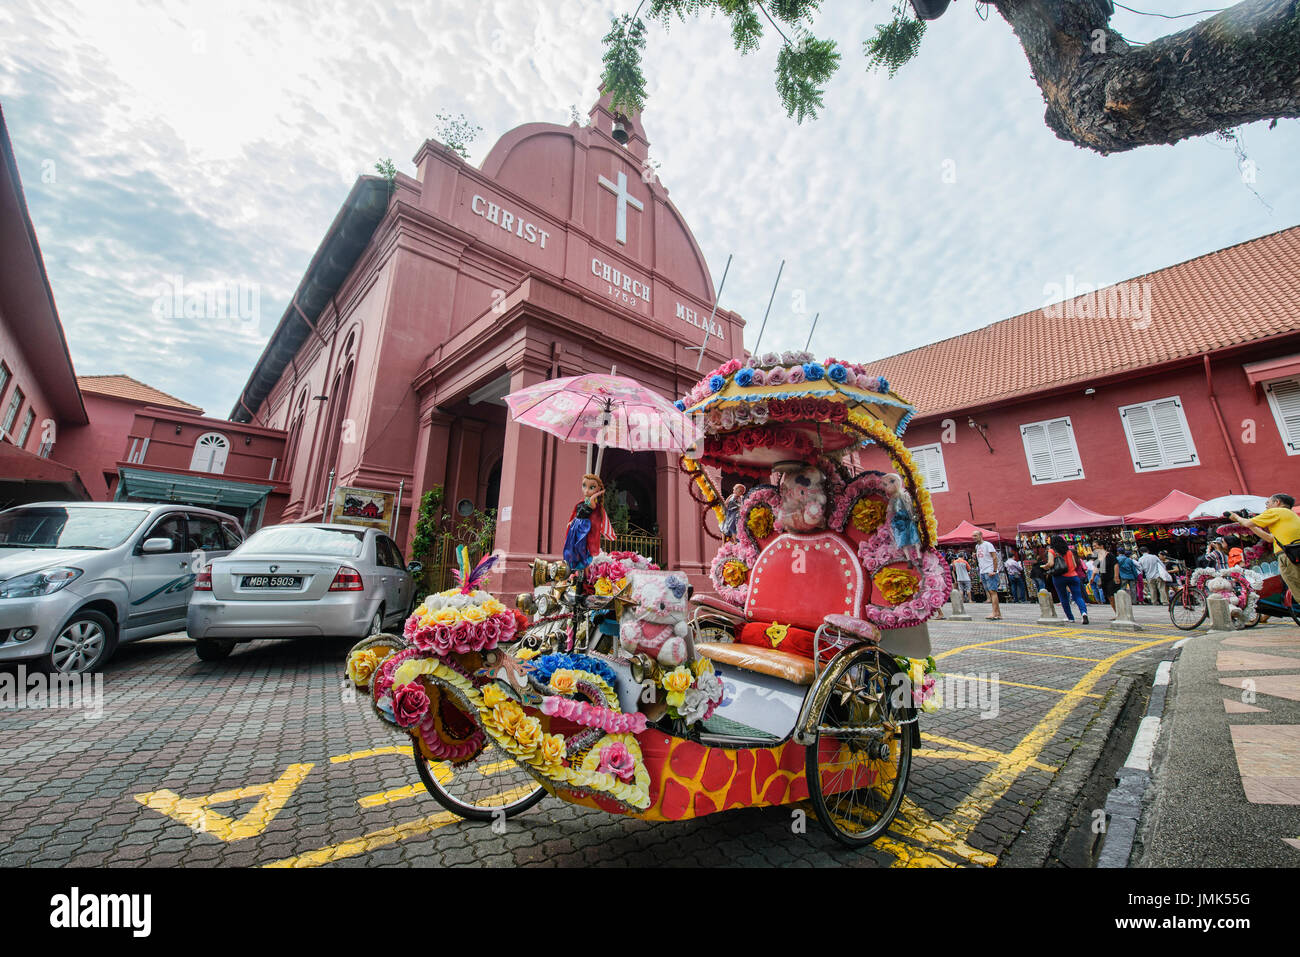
803,312,820,351
689,253,732,372
751,259,785,356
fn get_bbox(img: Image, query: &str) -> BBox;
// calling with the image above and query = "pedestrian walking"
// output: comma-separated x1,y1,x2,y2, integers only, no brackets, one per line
1137,546,1170,605
1091,540,1118,613
1115,547,1139,601
973,530,1001,620
1231,492,1300,604
952,552,972,602
1005,553,1026,602
1047,534,1089,624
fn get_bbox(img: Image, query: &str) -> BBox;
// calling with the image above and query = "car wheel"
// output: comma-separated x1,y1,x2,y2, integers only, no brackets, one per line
367,606,384,638
195,638,236,661
44,610,117,675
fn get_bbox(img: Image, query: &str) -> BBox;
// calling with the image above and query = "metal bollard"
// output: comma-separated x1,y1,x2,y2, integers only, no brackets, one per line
948,587,972,621
1111,588,1141,631
1036,588,1061,626
1205,594,1234,634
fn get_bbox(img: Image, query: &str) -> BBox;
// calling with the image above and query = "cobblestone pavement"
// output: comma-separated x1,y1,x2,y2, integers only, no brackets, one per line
0,601,1196,867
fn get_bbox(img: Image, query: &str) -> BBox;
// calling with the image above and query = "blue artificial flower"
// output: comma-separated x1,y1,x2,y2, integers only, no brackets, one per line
878,377,890,393
709,374,726,393
827,363,848,383
527,653,617,688
674,400,686,411
803,363,825,381
735,368,754,387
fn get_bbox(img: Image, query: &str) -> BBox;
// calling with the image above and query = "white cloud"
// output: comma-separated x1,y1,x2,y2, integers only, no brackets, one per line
1,0,1297,415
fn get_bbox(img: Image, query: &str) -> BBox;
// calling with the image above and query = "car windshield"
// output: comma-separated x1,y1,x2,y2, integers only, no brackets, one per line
0,506,148,550
235,526,365,558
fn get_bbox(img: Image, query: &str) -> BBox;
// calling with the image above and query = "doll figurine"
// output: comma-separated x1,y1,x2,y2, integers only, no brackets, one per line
884,472,922,565
562,473,615,574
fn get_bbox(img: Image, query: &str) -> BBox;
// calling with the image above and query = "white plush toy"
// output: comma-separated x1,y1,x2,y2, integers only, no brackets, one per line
618,571,690,667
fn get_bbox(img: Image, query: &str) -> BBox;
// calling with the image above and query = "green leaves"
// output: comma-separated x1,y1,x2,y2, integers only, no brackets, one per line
602,14,650,117
863,8,926,79
776,35,841,122
601,0,922,126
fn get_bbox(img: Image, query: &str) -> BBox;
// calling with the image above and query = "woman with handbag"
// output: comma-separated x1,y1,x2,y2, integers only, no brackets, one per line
1047,534,1090,624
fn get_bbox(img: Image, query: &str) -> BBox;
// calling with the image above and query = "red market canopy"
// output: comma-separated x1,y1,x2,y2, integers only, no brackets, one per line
937,520,1002,544
1122,489,1205,525
1018,498,1123,532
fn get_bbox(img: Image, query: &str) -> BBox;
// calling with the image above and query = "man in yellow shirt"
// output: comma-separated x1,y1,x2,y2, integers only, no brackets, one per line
1231,493,1300,601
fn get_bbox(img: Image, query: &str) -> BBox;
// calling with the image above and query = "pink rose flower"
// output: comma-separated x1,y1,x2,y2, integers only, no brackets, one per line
451,622,475,654
787,365,805,384
596,742,636,782
498,612,518,641
766,367,788,386
392,682,430,727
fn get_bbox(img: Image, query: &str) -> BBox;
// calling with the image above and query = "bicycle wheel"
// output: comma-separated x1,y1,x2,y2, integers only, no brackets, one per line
805,646,912,847
1168,586,1207,631
413,740,547,822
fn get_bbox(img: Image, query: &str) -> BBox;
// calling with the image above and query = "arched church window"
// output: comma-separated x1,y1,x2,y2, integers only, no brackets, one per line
190,432,230,474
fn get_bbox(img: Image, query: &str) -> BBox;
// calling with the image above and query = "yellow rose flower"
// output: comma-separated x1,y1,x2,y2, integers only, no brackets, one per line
746,506,774,540
514,715,543,754
550,670,577,696
615,578,628,592
432,606,460,627
481,684,508,708
874,567,919,606
412,604,428,619
346,649,380,686
540,733,567,767
594,577,615,596
662,666,692,708
692,657,715,679
851,498,887,534
515,647,539,661
482,598,506,616
492,701,523,735
461,605,487,624
721,560,747,587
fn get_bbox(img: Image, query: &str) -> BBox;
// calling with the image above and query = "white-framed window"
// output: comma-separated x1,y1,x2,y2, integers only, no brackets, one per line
908,443,949,493
15,409,35,448
1264,377,1300,456
1118,396,1198,472
190,432,230,473
1,386,24,438
1020,416,1084,484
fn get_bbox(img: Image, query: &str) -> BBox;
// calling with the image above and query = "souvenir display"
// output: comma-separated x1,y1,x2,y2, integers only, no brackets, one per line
346,357,947,847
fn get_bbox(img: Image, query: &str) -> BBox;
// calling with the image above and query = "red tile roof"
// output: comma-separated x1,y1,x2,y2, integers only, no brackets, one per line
77,375,204,414
862,225,1300,417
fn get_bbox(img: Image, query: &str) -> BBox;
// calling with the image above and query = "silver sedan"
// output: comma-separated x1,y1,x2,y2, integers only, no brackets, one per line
186,523,421,660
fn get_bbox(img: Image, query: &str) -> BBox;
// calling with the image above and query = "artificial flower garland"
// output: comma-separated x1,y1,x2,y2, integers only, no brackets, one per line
709,540,757,606
858,524,951,629
739,485,782,551
540,695,648,734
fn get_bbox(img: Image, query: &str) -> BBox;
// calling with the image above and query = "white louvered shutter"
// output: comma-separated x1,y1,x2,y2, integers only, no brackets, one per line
1120,398,1197,471
909,444,948,492
1046,418,1084,479
1267,378,1300,454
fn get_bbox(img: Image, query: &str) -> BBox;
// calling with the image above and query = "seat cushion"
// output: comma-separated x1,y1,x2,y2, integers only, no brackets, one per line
691,594,745,617
696,641,816,686
822,614,880,643
738,620,817,658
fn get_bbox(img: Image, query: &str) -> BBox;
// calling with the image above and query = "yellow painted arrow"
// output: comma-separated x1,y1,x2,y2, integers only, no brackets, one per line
134,763,314,841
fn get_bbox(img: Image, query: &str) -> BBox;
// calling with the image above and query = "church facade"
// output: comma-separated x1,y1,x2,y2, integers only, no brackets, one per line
230,94,744,595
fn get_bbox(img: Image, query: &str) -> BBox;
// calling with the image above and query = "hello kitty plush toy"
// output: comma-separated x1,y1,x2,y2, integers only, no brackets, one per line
618,571,690,667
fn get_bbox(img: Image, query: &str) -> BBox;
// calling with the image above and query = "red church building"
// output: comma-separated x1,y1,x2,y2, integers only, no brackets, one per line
230,92,745,595
864,226,1300,540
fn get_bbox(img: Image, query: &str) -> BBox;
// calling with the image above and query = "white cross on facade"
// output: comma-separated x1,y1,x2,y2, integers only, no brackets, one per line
597,170,643,245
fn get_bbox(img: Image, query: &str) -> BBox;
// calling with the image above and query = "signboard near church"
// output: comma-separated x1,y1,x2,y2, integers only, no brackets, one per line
330,485,396,531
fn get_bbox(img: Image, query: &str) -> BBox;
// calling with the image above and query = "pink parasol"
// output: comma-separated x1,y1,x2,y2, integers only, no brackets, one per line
504,373,701,461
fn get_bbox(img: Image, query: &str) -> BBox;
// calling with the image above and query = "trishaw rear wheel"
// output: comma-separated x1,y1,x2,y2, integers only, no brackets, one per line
414,743,547,822
1168,586,1207,631
805,647,911,847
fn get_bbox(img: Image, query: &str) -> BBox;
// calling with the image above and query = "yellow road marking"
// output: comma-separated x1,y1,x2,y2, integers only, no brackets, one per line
357,783,428,808
945,673,1103,700
477,760,518,776
330,745,412,763
939,634,1182,846
264,810,462,867
990,648,1107,663
920,733,1058,773
135,763,314,842
889,798,999,867
934,632,1061,660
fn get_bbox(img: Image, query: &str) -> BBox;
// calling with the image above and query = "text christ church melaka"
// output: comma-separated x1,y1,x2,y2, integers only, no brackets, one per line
232,91,746,596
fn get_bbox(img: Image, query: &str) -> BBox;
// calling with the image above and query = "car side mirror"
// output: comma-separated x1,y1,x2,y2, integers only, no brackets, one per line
406,561,423,575
142,538,174,553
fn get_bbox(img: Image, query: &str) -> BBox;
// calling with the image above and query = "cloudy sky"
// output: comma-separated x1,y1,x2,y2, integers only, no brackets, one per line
2,0,1297,416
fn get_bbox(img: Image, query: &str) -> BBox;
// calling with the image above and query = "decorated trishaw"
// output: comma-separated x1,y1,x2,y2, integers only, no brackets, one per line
345,354,950,846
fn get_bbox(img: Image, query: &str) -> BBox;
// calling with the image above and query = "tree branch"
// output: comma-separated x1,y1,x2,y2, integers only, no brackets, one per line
994,0,1300,153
